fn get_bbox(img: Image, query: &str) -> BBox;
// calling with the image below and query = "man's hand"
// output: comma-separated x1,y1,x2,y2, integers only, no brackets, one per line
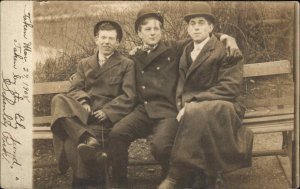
82,102,91,113
93,110,108,122
129,45,142,56
220,34,242,61
176,107,185,122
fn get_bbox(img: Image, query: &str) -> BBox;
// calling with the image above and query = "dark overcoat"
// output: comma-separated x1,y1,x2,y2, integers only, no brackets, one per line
131,40,188,119
51,51,137,176
172,35,253,175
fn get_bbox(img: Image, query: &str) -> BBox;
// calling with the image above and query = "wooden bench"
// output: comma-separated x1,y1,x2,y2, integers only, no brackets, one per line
33,60,295,182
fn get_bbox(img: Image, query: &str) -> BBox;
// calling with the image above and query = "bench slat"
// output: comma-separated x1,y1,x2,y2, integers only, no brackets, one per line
243,114,294,124
34,81,70,95
34,116,52,125
33,120,294,139
245,105,293,118
244,97,294,107
34,109,294,125
33,60,291,95
34,132,52,139
243,60,291,77
247,121,294,133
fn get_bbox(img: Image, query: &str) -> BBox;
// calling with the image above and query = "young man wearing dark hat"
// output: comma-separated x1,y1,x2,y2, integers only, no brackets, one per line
50,20,136,188
158,3,253,189
108,6,242,189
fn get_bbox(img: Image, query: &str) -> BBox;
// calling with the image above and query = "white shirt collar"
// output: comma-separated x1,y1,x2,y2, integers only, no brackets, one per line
193,37,210,53
98,51,114,61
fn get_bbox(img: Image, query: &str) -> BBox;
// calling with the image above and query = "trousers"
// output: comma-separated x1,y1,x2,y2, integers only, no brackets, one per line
108,104,179,187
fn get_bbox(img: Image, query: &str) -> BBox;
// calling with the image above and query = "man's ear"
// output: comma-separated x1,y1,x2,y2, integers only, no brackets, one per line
115,41,120,48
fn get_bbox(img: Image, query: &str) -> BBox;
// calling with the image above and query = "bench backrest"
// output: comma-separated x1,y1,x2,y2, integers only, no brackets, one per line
33,60,292,95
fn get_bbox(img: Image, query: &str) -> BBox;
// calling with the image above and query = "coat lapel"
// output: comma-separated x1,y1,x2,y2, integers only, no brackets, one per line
87,53,101,78
87,51,121,79
186,36,217,79
98,51,121,74
139,41,169,70
179,42,193,77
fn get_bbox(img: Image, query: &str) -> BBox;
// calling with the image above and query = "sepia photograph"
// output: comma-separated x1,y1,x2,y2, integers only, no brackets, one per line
1,1,299,189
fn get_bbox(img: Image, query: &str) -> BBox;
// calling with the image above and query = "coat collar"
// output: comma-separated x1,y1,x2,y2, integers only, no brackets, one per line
133,41,169,70
87,50,122,78
182,35,217,79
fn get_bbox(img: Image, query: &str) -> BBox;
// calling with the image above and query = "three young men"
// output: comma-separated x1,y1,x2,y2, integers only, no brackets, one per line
51,4,246,189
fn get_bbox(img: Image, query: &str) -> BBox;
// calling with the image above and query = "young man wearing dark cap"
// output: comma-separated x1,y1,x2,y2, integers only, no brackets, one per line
108,7,242,189
158,3,253,189
50,20,136,188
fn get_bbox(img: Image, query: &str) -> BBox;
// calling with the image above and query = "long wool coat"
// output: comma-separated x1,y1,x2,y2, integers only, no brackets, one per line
131,40,188,119
50,51,137,176
171,35,254,175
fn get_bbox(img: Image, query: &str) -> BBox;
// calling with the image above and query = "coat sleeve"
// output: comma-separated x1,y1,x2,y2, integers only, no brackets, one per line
67,61,91,104
190,54,243,102
101,60,137,123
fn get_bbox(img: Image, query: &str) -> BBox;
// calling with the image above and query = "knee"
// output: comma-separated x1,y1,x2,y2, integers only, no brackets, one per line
150,140,171,161
51,94,65,104
204,100,235,114
108,124,131,143
108,127,123,140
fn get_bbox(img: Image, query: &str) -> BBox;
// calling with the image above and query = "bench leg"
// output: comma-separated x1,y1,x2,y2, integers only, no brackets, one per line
287,131,294,187
282,131,289,153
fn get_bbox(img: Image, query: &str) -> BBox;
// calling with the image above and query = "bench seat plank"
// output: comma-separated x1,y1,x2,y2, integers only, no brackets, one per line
34,81,70,95
243,60,291,77
33,107,294,125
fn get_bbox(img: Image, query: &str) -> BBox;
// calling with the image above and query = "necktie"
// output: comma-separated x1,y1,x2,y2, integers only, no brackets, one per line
142,45,155,54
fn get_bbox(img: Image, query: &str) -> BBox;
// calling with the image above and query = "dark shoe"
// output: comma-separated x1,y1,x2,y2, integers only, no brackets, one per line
78,137,101,161
157,177,177,189
192,171,207,189
161,165,169,180
207,172,226,189
111,177,128,189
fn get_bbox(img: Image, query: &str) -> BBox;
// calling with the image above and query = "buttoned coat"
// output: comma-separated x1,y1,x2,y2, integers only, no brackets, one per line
131,40,188,119
51,51,137,175
172,35,253,174
51,51,137,125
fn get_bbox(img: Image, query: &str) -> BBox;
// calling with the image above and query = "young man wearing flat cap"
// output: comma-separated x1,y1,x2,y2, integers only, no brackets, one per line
158,3,253,189
50,20,136,188
108,6,242,188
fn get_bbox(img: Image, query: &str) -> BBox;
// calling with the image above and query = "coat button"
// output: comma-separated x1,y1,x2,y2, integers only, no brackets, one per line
142,86,146,89
156,66,160,70
144,101,148,105
167,57,171,61
141,70,144,74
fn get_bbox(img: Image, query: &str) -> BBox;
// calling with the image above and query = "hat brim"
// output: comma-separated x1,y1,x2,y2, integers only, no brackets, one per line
94,20,123,42
135,13,164,32
184,13,215,24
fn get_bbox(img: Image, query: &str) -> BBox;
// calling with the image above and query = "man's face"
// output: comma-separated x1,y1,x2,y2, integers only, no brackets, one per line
95,30,119,56
138,18,162,47
188,17,213,44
